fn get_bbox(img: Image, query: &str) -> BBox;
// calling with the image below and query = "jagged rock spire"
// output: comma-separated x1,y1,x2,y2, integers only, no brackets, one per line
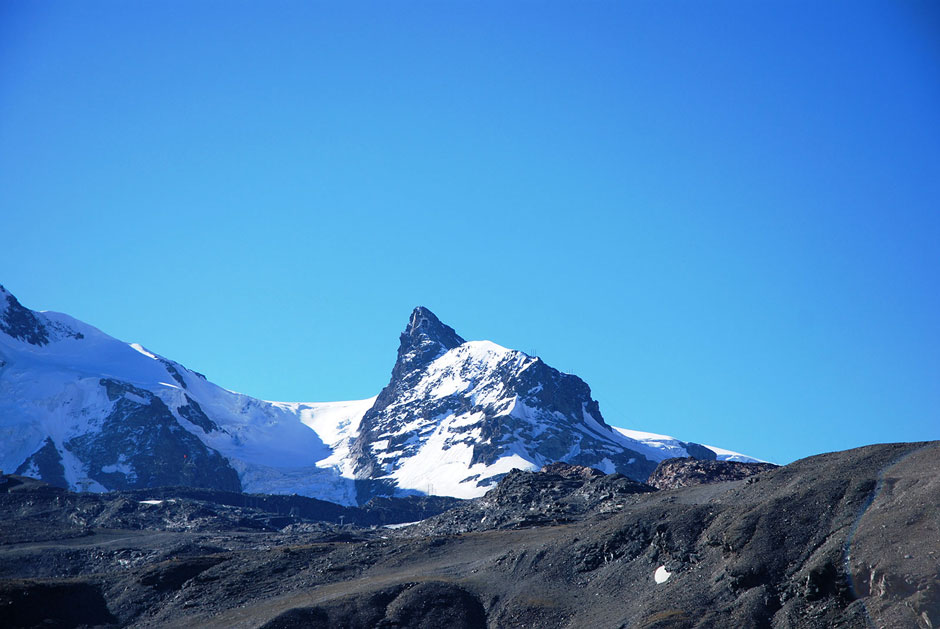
399,306,465,367
352,307,466,488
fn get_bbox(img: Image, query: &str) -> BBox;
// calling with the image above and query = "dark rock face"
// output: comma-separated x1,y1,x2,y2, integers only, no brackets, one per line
410,462,656,535
64,378,241,492
354,307,466,472
540,461,606,480
176,395,220,434
0,285,49,346
14,437,68,489
395,306,466,376
681,441,718,461
0,474,462,540
159,358,188,388
0,442,936,629
648,458,778,490
352,307,658,501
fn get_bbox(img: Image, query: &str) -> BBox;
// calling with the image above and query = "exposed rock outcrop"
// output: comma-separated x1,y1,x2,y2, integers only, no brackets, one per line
647,457,778,490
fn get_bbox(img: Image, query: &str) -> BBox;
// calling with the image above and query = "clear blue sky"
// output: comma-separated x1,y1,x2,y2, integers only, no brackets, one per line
2,1,938,464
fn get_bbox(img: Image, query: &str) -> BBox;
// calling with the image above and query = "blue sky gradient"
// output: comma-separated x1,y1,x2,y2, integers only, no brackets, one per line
2,1,938,463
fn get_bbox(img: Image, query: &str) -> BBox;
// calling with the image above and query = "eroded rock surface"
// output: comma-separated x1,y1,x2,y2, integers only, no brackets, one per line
647,457,778,490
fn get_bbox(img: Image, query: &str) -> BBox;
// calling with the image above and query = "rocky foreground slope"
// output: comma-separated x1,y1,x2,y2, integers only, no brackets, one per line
1,441,936,628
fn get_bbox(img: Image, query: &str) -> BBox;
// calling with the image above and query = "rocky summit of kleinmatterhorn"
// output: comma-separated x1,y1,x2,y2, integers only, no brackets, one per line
348,306,725,502
0,285,757,505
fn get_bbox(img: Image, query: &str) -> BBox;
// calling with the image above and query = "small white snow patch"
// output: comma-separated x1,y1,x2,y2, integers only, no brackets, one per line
102,462,134,475
654,565,672,584
123,392,150,405
383,521,422,529
596,457,616,474
130,343,157,359
371,439,390,452
139,500,164,505
703,444,768,463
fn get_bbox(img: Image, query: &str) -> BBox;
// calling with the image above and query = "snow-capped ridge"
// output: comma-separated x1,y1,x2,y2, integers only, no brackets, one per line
0,284,762,505
349,308,666,501
0,285,369,504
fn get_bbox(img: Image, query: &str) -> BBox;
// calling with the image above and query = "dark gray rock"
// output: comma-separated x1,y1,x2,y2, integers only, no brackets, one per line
65,378,241,492
681,441,718,461
176,395,220,434
409,462,656,535
14,437,68,489
159,358,188,388
648,457,778,490
0,285,49,346
0,473,462,536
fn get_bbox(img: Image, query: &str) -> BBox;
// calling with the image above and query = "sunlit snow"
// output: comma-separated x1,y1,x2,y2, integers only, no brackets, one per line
610,426,764,464
130,343,157,359
654,565,672,584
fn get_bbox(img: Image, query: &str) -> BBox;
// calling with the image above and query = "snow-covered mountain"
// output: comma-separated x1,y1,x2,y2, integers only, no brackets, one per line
0,285,757,505
0,285,366,504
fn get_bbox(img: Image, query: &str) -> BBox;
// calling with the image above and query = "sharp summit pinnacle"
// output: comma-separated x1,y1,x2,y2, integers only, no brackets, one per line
403,306,465,353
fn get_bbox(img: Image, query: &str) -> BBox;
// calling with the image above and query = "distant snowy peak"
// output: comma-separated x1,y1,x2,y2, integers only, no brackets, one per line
0,292,201,397
351,308,670,501
0,286,353,501
1,287,761,506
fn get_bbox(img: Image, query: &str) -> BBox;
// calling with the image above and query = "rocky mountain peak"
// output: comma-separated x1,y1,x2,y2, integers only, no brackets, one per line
397,306,465,372
350,307,662,503
0,285,49,346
